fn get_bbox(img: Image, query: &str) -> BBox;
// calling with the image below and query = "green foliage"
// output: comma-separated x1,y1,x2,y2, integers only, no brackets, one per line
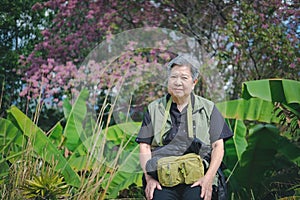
217,79,300,199
1,79,299,199
0,88,143,199
0,118,25,184
20,171,69,200
7,106,81,188
241,79,300,105
217,1,299,98
0,0,51,118
63,89,89,151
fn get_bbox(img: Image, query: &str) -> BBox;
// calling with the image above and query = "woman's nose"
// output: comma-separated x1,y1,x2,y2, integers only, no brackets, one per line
174,78,182,85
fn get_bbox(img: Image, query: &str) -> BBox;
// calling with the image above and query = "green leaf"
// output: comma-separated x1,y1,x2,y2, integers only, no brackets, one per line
235,125,278,186
7,106,81,187
222,120,248,171
235,124,300,187
0,161,10,183
106,171,143,199
103,123,142,198
63,98,72,119
242,79,300,104
118,145,142,173
63,89,89,151
67,152,92,171
106,122,141,143
67,141,100,171
277,134,300,166
0,118,24,154
105,143,142,198
233,120,248,161
0,118,25,167
48,122,64,147
216,98,279,123
67,122,141,172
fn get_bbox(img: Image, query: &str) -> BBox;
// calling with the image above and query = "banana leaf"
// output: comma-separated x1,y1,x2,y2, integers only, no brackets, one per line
218,79,300,198
7,106,81,187
0,118,25,183
104,139,143,199
48,121,64,147
63,89,89,151
105,122,141,142
234,124,300,188
67,134,103,171
71,121,142,198
222,120,248,176
242,79,300,105
0,162,9,184
0,118,24,156
242,79,300,117
216,98,279,123
217,79,300,122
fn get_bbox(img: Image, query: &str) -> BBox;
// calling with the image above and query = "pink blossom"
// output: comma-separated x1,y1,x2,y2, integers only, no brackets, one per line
262,24,269,29
20,88,28,97
259,13,265,20
57,101,63,107
289,63,295,68
41,30,50,37
32,2,43,11
43,42,48,48
132,18,139,24
86,10,95,19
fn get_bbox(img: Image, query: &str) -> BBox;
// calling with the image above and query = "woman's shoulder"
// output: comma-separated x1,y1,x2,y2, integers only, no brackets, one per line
193,94,215,108
148,95,168,108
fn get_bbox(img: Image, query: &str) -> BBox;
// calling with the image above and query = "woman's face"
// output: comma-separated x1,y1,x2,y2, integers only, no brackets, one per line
167,65,196,100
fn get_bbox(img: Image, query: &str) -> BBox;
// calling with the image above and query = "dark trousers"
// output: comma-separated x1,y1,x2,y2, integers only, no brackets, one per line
153,184,203,200
142,175,219,200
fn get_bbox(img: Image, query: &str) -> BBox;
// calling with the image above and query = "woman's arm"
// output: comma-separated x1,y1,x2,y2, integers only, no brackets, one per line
205,139,224,183
139,143,152,181
139,143,162,200
191,139,224,200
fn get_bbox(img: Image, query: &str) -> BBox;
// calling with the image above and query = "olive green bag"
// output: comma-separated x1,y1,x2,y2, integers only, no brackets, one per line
157,153,205,187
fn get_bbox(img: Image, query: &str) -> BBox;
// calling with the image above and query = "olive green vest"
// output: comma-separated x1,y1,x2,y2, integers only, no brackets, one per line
148,94,214,148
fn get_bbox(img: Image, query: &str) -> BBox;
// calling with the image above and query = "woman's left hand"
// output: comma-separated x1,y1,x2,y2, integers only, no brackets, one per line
191,175,213,200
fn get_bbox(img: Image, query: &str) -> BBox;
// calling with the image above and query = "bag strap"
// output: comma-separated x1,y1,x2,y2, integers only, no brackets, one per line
159,98,172,145
159,96,194,145
187,97,194,138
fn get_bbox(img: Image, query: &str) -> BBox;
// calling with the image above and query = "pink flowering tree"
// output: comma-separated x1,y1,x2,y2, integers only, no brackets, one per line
21,0,299,105
20,0,170,106
20,0,236,106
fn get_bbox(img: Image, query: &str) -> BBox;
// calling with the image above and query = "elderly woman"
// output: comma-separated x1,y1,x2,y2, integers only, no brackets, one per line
135,55,233,200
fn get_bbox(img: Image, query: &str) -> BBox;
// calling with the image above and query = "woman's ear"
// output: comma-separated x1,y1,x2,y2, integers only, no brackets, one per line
192,79,198,90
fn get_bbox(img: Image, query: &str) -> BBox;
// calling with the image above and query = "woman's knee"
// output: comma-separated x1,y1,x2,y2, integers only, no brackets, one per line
153,187,179,200
182,185,203,200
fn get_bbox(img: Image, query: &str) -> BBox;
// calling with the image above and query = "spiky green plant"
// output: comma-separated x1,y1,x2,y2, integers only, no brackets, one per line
20,172,69,200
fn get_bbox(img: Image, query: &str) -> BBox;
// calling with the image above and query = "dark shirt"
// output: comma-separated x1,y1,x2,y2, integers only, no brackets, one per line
135,95,233,145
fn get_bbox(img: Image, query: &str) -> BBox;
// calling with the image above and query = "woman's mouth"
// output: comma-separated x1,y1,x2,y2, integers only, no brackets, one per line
173,88,183,92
